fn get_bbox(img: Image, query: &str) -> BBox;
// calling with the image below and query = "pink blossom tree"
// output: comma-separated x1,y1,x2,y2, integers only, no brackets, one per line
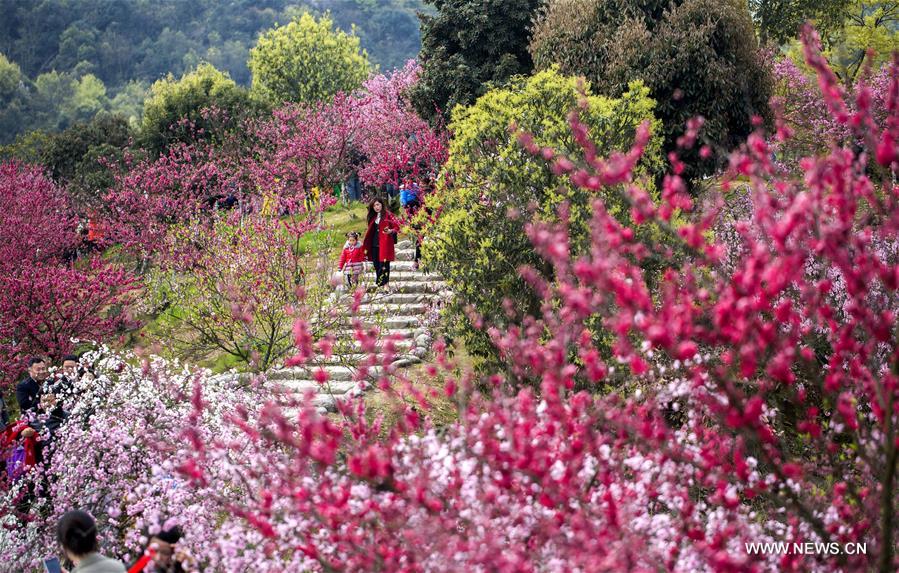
254,95,357,208
104,135,253,258
147,210,336,372
0,163,138,387
351,62,448,189
0,162,78,266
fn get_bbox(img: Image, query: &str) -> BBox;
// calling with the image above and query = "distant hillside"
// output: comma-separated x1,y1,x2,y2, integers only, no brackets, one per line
0,0,429,142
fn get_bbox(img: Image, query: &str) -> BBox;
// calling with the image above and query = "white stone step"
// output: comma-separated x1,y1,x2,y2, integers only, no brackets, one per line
350,338,415,350
268,365,357,382
333,327,417,340
363,292,439,305
339,316,423,329
304,352,424,368
383,271,445,282
355,303,428,315
274,379,358,394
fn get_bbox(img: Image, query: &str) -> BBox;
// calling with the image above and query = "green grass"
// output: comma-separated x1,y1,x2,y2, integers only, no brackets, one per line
296,201,369,257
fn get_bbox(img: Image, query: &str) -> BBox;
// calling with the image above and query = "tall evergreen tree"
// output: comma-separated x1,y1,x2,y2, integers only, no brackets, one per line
530,0,773,182
410,0,543,124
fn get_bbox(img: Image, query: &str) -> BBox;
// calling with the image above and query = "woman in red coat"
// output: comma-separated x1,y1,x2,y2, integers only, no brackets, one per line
363,197,400,288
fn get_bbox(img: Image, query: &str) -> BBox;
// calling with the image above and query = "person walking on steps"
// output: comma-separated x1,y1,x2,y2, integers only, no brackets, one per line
338,231,365,291
363,197,400,289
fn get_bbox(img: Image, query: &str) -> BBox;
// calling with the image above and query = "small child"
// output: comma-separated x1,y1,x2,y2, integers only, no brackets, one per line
338,231,366,289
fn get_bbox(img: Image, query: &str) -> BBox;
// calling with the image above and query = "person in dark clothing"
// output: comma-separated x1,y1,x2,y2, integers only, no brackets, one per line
16,357,49,415
363,198,400,289
150,525,188,573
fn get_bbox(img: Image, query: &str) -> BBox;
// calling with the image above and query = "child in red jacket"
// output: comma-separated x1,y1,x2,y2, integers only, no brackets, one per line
338,231,366,290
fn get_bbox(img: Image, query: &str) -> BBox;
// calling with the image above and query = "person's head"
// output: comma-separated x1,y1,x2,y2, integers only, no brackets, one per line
62,354,79,377
28,357,48,382
57,510,98,560
367,198,386,222
150,525,182,569
346,231,359,244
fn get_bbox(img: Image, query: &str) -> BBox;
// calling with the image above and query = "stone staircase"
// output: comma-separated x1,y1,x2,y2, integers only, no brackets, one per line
266,239,450,411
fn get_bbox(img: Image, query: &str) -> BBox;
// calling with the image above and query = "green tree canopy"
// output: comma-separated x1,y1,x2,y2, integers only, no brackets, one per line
0,53,31,139
140,62,252,155
410,0,541,125
41,114,132,211
423,68,663,367
825,1,899,84
248,12,371,105
530,0,773,183
749,0,846,45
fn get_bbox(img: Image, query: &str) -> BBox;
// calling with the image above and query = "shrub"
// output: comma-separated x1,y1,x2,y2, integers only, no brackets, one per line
422,68,662,369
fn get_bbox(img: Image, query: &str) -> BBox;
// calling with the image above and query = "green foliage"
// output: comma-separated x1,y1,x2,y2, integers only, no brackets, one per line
423,69,663,365
748,0,846,45
41,115,133,212
825,1,899,84
249,13,371,105
140,63,253,156
0,53,31,140
410,0,541,125
530,0,773,182
0,0,425,142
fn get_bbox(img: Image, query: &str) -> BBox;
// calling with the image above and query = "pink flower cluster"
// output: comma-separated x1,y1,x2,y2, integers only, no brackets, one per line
0,163,138,385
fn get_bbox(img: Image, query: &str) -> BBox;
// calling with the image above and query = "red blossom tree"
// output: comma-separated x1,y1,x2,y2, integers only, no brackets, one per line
0,162,139,386
162,29,899,572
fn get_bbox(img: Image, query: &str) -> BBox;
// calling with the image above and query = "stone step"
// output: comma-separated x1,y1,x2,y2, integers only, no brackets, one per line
274,379,359,395
333,327,417,340
350,338,415,350
391,260,423,272
383,271,445,283
306,352,424,367
381,282,445,294
362,292,440,305
333,317,424,332
277,393,339,413
354,302,426,313
268,365,357,382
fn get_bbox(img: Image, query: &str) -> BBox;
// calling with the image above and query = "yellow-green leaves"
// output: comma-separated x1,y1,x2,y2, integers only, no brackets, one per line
249,13,371,105
423,68,661,366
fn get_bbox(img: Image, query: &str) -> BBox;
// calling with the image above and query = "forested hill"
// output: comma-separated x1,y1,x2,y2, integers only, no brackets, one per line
0,0,427,142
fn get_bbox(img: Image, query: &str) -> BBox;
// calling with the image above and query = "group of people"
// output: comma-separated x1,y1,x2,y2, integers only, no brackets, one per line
337,188,425,291
54,510,187,572
1,355,85,483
